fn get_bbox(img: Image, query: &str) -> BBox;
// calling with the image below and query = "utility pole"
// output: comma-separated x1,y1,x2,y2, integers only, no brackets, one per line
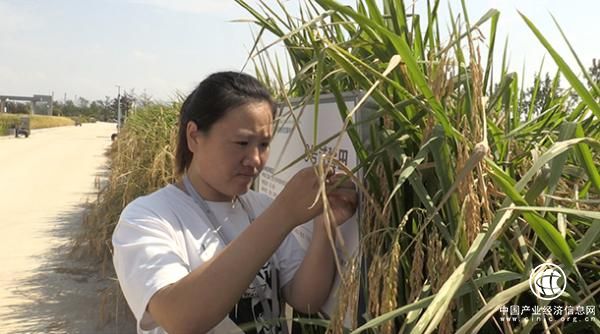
116,85,121,133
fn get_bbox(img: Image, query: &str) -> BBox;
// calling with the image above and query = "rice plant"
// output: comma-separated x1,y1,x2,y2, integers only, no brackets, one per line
72,103,179,325
236,0,600,333
74,103,179,261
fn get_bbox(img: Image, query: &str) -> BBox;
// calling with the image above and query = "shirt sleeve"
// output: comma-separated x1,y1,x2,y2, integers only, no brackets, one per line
112,201,190,331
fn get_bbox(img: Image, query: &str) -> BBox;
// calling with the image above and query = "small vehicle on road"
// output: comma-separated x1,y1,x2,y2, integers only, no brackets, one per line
14,117,30,138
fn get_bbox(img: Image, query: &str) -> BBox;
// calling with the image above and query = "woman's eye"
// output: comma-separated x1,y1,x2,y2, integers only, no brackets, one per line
261,142,270,148
235,141,249,146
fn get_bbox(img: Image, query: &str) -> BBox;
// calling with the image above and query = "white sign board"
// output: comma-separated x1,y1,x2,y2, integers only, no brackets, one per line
258,93,366,324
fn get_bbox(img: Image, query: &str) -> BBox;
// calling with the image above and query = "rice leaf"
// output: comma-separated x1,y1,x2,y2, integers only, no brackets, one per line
520,12,600,119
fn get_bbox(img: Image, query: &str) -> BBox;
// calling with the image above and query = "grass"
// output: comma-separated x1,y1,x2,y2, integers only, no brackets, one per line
0,114,75,135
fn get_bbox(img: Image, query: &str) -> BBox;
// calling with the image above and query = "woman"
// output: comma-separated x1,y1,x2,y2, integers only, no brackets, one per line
112,71,358,334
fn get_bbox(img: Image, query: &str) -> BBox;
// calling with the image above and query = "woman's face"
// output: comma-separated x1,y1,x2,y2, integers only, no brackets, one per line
186,100,273,201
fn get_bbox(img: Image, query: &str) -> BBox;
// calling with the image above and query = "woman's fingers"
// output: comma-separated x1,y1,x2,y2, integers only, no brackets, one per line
277,168,359,226
325,188,358,225
330,188,358,206
326,173,356,192
326,174,358,211
277,167,329,225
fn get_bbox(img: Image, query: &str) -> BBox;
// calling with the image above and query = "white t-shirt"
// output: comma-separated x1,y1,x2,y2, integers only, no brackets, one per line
112,184,306,334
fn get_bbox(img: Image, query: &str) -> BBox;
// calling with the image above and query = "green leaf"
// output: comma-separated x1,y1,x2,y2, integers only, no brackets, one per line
572,219,600,261
489,164,574,268
550,14,600,97
503,206,600,222
351,270,521,334
574,124,600,192
519,12,600,119
315,0,452,133
456,281,530,334
483,10,500,93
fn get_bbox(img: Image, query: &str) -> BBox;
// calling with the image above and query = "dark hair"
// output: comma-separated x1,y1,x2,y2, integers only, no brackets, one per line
175,71,276,175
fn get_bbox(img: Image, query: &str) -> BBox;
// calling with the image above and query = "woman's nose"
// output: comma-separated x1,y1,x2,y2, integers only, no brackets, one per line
243,146,262,168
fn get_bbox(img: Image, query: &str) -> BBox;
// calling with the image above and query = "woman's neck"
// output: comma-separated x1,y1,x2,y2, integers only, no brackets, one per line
182,172,233,202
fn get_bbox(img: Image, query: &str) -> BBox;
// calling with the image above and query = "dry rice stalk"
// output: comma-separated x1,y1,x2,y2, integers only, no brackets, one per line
422,114,436,147
329,254,361,334
426,229,443,293
409,230,424,303
430,56,451,102
454,117,482,245
354,159,396,333
425,229,444,331
344,255,361,331
364,159,395,332
424,226,457,333
380,237,401,334
367,254,383,317
398,63,416,96
437,249,457,334
363,162,391,256
438,304,455,334
464,191,482,245
98,279,135,330
477,163,493,226
439,248,457,334
469,47,484,144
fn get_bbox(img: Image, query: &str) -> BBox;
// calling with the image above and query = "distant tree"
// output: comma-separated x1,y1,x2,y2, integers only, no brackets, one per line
76,97,89,109
136,90,154,108
61,100,81,116
42,88,158,121
520,72,560,117
88,100,107,120
562,58,600,109
52,101,64,116
103,96,115,121
519,58,600,117
6,101,31,114
110,91,134,120
590,58,600,87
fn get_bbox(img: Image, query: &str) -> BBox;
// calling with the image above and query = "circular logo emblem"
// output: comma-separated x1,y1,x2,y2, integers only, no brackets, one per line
529,263,567,300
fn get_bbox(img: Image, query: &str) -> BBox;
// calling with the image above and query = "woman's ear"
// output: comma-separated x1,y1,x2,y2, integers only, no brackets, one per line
186,121,200,153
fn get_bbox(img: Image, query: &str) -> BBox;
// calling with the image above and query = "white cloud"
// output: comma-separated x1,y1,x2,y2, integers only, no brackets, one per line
129,0,236,14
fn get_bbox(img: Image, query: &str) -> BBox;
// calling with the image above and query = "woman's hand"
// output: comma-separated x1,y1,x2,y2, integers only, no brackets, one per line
325,173,358,225
274,167,327,227
274,168,358,228
282,172,358,313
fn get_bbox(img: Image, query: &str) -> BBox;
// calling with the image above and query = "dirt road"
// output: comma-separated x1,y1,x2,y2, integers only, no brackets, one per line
0,123,135,333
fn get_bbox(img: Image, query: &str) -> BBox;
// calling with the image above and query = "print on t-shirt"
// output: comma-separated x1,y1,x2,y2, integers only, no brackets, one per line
229,261,282,334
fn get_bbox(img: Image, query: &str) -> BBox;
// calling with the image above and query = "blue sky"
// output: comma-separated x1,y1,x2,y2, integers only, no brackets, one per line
0,0,598,102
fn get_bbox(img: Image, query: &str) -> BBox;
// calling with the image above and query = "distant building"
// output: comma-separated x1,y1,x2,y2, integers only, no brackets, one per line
0,94,53,115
